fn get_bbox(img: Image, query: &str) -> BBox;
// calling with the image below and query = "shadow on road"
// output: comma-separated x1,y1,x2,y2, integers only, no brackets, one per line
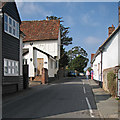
3,77,99,119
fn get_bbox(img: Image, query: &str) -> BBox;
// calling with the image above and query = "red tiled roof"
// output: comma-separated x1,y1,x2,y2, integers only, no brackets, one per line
20,20,60,42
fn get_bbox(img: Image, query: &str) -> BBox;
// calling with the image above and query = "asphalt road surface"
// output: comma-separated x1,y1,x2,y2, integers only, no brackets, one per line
3,77,100,119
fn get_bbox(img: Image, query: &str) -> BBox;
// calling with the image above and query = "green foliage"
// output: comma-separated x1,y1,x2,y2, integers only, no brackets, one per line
107,71,116,96
68,55,89,72
47,16,72,46
67,46,88,61
67,46,89,72
47,16,72,69
59,48,69,68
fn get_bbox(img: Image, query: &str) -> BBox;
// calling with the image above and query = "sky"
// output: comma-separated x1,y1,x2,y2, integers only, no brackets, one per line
16,2,119,69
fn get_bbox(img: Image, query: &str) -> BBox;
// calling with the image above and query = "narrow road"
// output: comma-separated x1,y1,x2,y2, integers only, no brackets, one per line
3,77,100,119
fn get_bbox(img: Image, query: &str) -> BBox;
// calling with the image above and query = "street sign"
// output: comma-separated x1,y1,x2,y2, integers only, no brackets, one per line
118,80,120,96
118,69,120,79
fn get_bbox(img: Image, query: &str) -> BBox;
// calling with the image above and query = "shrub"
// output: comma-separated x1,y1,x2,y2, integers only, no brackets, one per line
107,71,116,97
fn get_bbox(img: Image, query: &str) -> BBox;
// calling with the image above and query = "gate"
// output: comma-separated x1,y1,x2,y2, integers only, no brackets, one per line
23,65,29,89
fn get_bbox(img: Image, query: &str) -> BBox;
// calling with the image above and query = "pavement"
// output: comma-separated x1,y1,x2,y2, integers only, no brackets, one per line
89,79,119,119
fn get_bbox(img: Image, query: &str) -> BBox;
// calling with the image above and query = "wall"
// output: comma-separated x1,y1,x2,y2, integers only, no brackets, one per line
118,30,120,65
92,53,101,81
48,58,56,77
2,2,23,93
23,40,58,58
23,39,60,78
0,7,2,120
102,32,119,70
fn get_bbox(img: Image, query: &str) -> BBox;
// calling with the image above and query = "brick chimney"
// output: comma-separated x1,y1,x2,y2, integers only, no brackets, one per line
91,54,95,62
108,24,115,36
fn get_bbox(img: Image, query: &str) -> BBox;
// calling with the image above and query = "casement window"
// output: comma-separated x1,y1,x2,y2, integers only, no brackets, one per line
4,13,19,39
4,59,19,76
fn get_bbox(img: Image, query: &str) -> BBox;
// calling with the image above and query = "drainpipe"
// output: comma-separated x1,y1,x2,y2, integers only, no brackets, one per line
99,48,103,87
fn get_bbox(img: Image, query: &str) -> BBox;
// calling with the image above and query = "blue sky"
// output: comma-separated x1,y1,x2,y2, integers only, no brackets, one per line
16,2,119,69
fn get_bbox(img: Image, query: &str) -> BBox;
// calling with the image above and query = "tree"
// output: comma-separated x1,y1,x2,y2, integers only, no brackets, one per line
47,16,73,69
59,48,69,68
68,46,89,72
69,55,89,72
67,46,88,60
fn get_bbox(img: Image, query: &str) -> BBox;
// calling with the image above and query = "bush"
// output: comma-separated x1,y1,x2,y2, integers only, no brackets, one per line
107,71,116,96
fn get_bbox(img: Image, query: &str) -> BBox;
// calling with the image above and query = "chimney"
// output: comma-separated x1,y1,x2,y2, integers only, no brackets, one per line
91,54,95,62
108,24,115,36
46,16,48,21
91,53,95,67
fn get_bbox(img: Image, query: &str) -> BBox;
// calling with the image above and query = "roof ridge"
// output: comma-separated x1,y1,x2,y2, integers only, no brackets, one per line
22,19,60,22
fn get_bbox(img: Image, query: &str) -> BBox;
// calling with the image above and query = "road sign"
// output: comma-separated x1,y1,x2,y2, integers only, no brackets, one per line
118,69,120,79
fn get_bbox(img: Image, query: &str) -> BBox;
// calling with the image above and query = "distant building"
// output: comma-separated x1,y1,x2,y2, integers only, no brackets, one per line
21,19,61,82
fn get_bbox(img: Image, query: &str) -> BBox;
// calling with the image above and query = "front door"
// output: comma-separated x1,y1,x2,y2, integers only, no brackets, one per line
37,58,44,75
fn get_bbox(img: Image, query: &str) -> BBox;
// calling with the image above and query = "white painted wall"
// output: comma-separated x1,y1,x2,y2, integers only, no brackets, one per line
23,30,61,78
48,58,56,77
23,40,58,58
92,53,101,81
102,31,119,70
118,30,120,65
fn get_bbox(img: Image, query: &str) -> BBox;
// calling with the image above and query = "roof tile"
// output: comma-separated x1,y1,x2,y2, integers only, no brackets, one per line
20,20,60,42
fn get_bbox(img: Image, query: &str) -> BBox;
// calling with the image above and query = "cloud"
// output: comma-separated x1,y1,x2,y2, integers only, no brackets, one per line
63,16,75,27
16,2,53,18
81,10,100,27
84,36,101,45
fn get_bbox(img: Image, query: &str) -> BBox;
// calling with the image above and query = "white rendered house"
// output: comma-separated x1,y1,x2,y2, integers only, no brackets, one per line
91,25,120,85
21,20,61,79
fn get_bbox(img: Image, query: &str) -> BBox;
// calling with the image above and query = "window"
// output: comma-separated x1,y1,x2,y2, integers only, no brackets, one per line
4,13,19,39
4,59,19,76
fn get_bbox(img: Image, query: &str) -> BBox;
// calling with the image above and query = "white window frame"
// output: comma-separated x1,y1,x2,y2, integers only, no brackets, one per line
4,58,19,76
4,13,19,39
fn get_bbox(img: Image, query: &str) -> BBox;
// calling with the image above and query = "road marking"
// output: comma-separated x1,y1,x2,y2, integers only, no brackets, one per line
85,97,94,118
83,81,84,85
83,87,86,94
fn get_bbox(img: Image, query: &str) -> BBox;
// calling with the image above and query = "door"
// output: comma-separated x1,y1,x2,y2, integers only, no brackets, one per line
37,58,44,75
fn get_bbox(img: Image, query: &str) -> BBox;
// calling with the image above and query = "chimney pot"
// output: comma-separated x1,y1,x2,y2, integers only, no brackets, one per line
108,25,115,36
46,16,48,20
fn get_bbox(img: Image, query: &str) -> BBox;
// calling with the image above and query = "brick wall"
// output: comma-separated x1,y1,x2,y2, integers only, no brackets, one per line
103,66,120,92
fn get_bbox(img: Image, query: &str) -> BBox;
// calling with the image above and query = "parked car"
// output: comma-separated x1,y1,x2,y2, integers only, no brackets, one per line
68,71,77,77
79,73,85,76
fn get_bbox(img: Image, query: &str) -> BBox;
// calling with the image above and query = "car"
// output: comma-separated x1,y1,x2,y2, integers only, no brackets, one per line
68,71,77,77
79,73,85,76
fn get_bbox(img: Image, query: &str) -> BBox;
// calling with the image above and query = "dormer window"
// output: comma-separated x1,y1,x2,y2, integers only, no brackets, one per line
4,13,19,39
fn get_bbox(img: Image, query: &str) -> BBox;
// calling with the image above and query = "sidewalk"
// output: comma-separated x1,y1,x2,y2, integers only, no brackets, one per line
89,79,119,119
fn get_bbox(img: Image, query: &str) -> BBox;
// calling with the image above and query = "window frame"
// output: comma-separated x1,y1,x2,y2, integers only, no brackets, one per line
4,13,19,39
4,58,19,76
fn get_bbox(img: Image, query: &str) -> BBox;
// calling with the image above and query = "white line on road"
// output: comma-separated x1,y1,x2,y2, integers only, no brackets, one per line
83,87,86,94
85,97,94,118
83,81,84,85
